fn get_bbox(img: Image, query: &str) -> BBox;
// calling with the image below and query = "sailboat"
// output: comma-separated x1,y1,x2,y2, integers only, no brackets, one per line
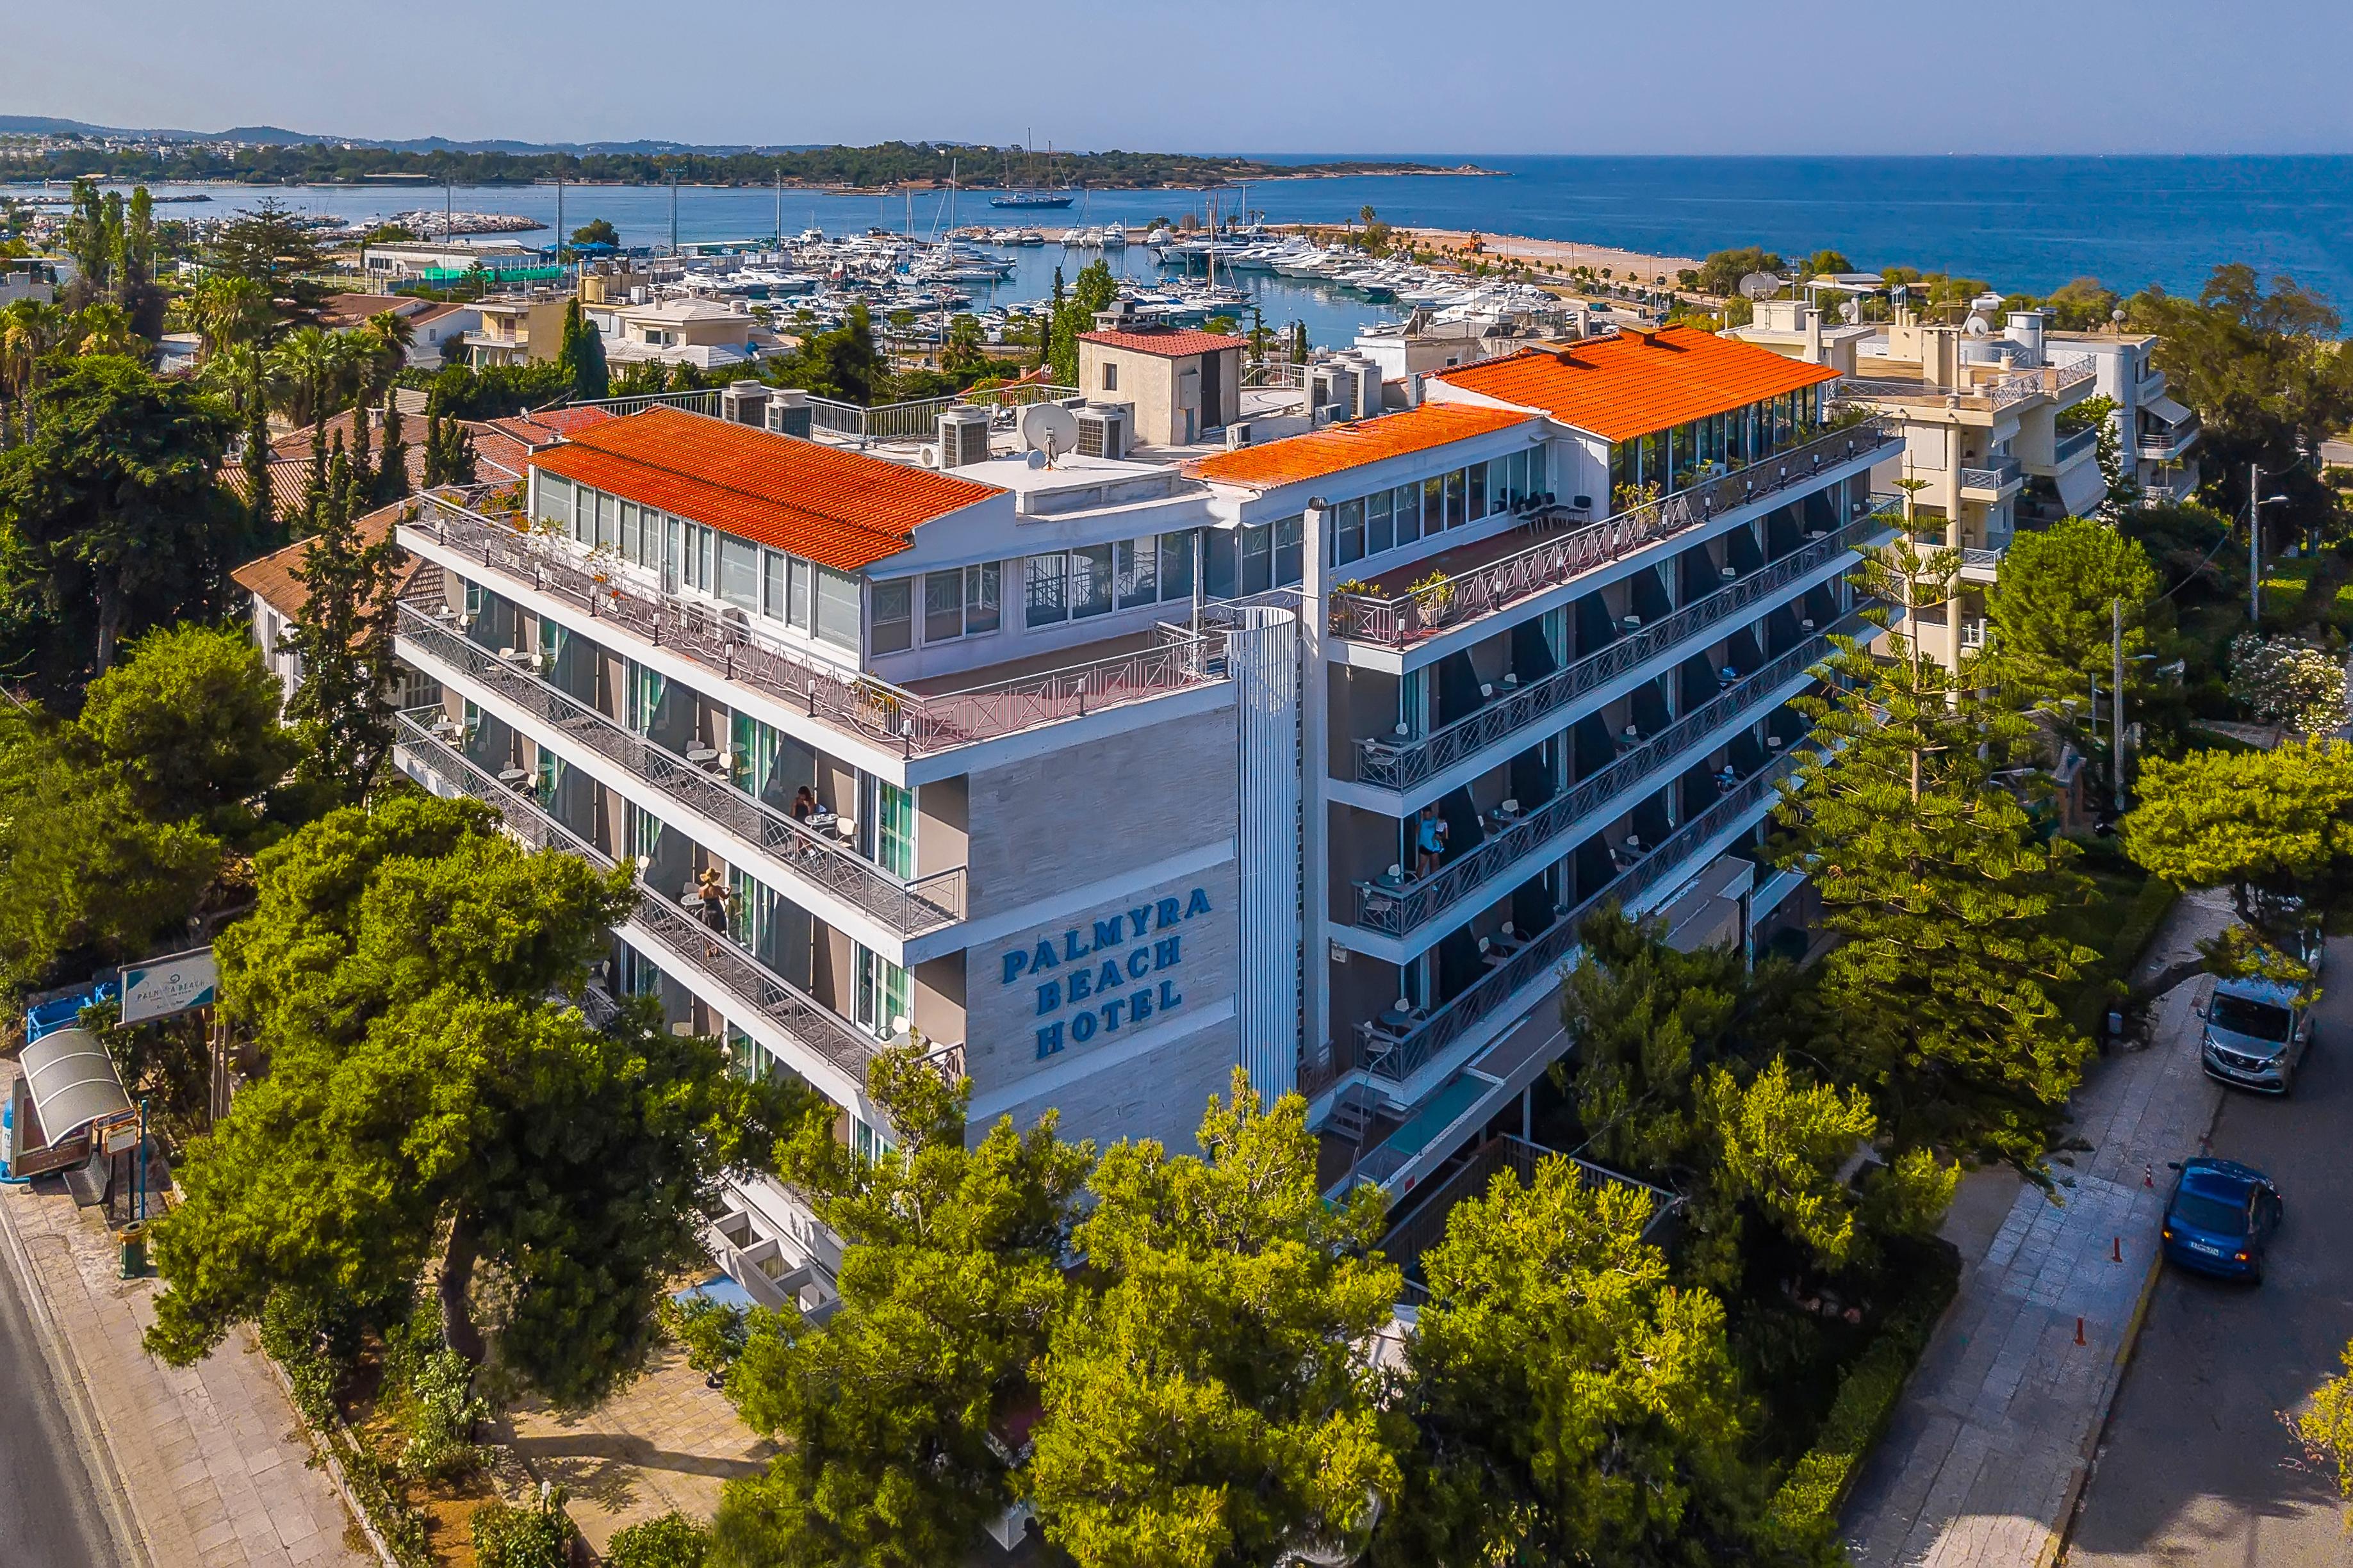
990,133,1076,209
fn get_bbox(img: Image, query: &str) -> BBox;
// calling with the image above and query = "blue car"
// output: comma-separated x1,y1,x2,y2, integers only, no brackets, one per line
2161,1158,2283,1283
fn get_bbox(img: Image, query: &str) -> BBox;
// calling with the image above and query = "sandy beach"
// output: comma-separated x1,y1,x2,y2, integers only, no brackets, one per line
1391,226,1701,284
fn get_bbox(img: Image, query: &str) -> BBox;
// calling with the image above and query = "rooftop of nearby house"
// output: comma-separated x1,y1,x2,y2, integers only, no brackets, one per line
1432,326,1842,443
1077,326,1249,360
527,405,1003,571
230,503,420,621
1184,402,1533,493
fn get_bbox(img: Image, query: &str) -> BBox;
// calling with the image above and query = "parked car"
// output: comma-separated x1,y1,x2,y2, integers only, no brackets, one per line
2198,976,2313,1093
2161,1157,2283,1283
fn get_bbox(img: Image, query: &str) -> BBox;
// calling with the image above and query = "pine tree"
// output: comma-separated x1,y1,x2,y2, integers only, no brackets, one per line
1771,541,2096,1172
555,298,609,402
348,394,374,500
281,446,402,801
422,405,445,488
438,416,477,485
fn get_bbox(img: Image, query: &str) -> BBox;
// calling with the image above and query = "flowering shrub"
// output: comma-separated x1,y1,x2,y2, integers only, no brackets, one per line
2227,632,2352,735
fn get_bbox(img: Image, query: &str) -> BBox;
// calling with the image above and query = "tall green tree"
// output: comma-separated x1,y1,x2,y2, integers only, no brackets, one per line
0,354,240,682
1773,543,2096,1172
1047,259,1120,388
1025,1072,1402,1568
555,298,609,402
1378,1160,1755,1567
146,793,802,1405
1983,515,2163,710
279,447,402,801
70,621,297,840
714,1045,1092,1568
265,325,357,430
2126,740,2353,940
202,197,331,327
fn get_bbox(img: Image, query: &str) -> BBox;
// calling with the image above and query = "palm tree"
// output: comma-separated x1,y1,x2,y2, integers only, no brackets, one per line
0,298,69,441
187,274,275,359
200,341,270,418
266,325,358,430
70,301,143,359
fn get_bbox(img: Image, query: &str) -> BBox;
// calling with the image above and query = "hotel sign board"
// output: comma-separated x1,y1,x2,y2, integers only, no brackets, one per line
120,947,219,1025
1001,886,1215,1061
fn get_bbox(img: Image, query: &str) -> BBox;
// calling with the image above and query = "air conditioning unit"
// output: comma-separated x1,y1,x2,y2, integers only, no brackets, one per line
1077,402,1129,460
764,388,812,439
937,407,991,468
1224,421,1253,450
720,380,769,426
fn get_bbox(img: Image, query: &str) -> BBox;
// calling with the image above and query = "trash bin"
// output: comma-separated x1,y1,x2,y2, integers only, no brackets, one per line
117,1222,146,1279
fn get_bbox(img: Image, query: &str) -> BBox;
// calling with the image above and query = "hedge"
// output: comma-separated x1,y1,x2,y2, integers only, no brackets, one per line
1761,1242,1962,1560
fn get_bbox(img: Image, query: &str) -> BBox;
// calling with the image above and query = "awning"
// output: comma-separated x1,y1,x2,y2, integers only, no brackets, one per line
19,1027,133,1147
2056,457,2108,516
2146,393,2192,426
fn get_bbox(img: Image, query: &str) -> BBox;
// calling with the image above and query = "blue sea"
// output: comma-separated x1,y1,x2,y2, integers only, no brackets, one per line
94,156,2353,344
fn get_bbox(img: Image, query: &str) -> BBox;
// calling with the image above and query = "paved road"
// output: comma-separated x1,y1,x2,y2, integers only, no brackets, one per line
2070,942,2353,1566
0,1198,127,1566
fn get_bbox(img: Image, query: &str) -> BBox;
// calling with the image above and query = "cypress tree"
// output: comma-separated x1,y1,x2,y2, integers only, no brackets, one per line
242,400,275,539
377,396,409,502
282,445,402,801
422,405,445,489
349,395,374,500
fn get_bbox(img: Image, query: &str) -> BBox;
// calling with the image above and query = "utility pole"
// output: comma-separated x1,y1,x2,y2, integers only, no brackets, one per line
669,174,679,256
2249,459,2261,625
2112,596,2127,814
554,177,564,269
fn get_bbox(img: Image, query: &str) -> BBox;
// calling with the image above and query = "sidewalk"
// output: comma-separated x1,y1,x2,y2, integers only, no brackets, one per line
1839,889,2232,1568
0,1066,375,1568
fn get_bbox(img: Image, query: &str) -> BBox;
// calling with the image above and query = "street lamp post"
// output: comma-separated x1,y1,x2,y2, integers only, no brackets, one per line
2249,462,2292,624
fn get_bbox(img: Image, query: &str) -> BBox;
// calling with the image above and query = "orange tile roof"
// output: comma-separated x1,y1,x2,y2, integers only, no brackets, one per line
1432,327,1840,443
230,504,418,620
528,405,999,572
1079,327,1248,359
1185,402,1533,492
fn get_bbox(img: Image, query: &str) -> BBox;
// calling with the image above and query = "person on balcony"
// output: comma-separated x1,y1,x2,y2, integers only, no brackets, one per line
1414,806,1448,878
695,868,733,957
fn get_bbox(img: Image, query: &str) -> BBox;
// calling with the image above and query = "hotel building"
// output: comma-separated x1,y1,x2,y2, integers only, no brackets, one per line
327,322,1900,1312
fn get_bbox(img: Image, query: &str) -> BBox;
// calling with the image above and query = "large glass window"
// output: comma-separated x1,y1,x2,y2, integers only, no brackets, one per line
762,550,785,620
596,491,619,551
873,780,915,878
1366,488,1395,555
816,565,861,651
1444,469,1466,529
1115,536,1158,608
1071,543,1114,619
1334,498,1365,566
719,537,759,613
1025,552,1068,627
1240,523,1272,595
1422,474,1445,535
853,945,912,1041
1272,514,1302,587
1466,462,1488,521
964,562,1001,633
789,557,814,632
924,569,967,642
1202,530,1237,600
1157,532,1195,602
539,476,573,533
870,578,914,654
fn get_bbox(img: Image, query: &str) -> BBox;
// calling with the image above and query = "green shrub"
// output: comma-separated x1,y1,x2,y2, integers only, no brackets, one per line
607,1510,712,1567
401,1346,489,1480
1762,1244,1961,1560
471,1490,575,1568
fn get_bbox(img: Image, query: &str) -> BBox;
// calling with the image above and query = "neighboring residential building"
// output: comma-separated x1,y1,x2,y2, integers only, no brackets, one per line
465,292,571,368
361,240,541,282
2046,328,2201,503
1076,313,1248,445
229,505,436,709
335,318,1895,1309
1733,297,2104,671
602,298,792,372
2,260,58,307
1351,306,1598,387
318,291,481,366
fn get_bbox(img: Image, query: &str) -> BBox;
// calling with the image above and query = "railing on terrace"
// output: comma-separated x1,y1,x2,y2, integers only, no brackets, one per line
1960,455,2024,491
395,603,966,935
1958,546,2006,580
1314,744,1809,1093
391,710,914,1082
1241,360,1311,389
1352,619,1850,936
403,493,1228,756
1330,416,1896,649
1354,505,1894,790
2137,418,2199,459
1376,1135,1677,1260
805,382,1081,445
2053,426,2099,465
569,388,725,420
1842,354,2097,411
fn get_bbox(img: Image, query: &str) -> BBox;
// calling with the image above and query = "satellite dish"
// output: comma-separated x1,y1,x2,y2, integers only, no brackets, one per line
1024,448,1047,470
1021,402,1079,461
1738,271,1783,301
1964,314,1992,336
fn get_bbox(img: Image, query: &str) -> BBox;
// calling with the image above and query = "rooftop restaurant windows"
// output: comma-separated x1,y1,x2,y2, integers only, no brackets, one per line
1607,391,1824,497
1322,448,1547,570
922,564,1001,644
1022,532,1199,630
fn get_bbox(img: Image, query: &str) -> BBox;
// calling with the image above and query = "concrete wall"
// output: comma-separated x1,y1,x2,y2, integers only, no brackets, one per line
962,705,1238,919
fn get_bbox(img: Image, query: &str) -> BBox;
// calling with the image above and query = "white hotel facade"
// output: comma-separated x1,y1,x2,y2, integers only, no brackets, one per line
358,322,1901,1311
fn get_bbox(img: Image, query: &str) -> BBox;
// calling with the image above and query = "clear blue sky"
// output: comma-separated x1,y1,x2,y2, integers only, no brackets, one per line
20,0,2353,156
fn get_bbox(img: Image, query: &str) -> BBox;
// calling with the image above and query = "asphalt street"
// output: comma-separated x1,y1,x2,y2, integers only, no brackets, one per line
2069,938,2353,1566
0,1196,126,1566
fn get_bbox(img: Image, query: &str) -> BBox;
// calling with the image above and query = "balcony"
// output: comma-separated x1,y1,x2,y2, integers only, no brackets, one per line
1959,455,2024,497
1351,618,1846,937
403,493,1228,758
1329,416,1898,649
1326,745,1810,1091
1840,354,2097,414
2138,417,2199,461
391,711,899,1087
1354,504,1894,792
1957,546,2005,584
395,603,967,938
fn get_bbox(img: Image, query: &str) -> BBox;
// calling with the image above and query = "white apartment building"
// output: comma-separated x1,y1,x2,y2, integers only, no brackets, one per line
343,322,1898,1311
1734,297,2108,670
2043,328,2201,503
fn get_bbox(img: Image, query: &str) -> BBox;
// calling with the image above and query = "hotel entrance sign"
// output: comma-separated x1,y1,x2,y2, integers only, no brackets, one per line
1000,887,1215,1060
120,947,219,1025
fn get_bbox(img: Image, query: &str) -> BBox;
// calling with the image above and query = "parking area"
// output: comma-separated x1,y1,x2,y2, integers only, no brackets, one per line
2068,936,2353,1566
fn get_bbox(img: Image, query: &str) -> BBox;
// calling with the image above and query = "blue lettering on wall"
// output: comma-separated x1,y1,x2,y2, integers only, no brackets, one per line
1001,886,1214,1059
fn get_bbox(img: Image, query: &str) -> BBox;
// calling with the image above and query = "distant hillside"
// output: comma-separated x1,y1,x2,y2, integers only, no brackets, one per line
5,133,1470,190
